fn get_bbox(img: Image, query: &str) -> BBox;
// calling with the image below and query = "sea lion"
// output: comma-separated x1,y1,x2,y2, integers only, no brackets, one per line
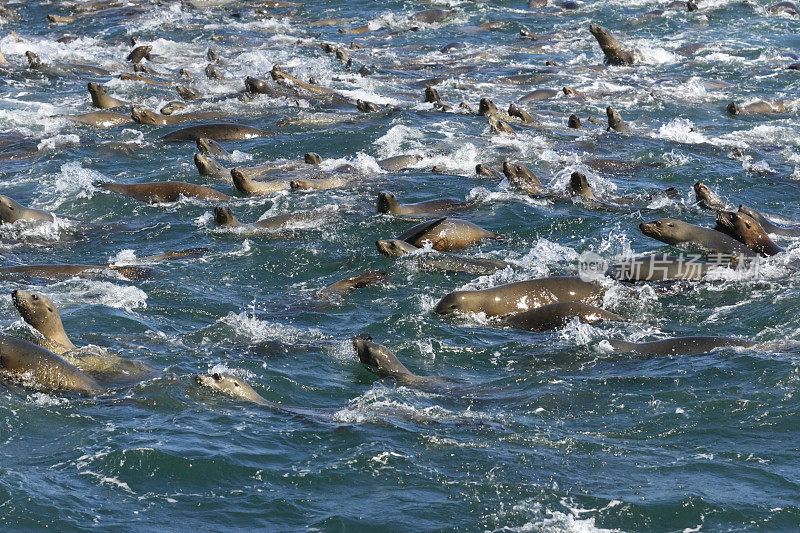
508,103,537,124
205,64,224,80
126,45,152,64
608,336,753,355
0,264,151,281
213,205,330,231
352,335,440,391
375,239,512,275
377,154,423,171
737,204,800,237
11,290,74,353
604,254,732,282
502,162,544,194
0,195,56,223
131,108,227,126
356,100,380,113
488,116,515,136
475,164,503,180
0,333,100,394
317,270,390,298
195,372,269,404
714,211,784,256
176,85,203,101
87,82,128,109
290,174,351,191
568,114,582,129
397,217,498,252
640,218,754,256
231,168,290,196
589,24,637,66
194,153,230,180
519,89,559,102
196,137,229,157
694,182,727,210
769,1,799,15
568,171,596,200
376,192,467,216
727,100,788,115
160,124,270,142
100,182,230,203
478,98,499,116
160,101,186,115
57,111,133,127
504,302,623,332
435,277,603,317
410,8,455,23
606,106,627,132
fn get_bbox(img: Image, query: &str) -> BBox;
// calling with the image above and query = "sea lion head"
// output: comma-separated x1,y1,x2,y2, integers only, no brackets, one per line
639,218,685,241
714,210,769,250
0,195,22,223
376,192,399,213
589,24,608,39
195,372,264,403
194,153,224,176
130,107,158,124
25,51,42,68
213,205,239,226
568,171,591,196
693,182,725,210
567,114,582,129
352,335,409,375
304,152,322,165
11,290,61,335
727,102,740,115
434,290,475,315
478,98,497,116
87,82,105,97
375,239,418,257
160,101,185,115
245,76,267,94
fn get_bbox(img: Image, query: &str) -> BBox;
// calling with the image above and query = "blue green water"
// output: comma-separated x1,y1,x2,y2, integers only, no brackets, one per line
0,0,799,530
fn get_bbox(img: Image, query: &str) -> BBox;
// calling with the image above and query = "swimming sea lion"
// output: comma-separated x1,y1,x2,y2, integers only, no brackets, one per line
88,82,128,109
0,333,101,394
568,114,582,128
352,335,440,391
737,204,800,236
176,85,203,101
518,89,559,102
377,154,423,171
435,277,603,317
57,111,133,127
727,100,788,115
568,171,596,200
606,106,627,132
488,116,515,136
639,218,754,256
397,217,498,252
194,153,230,180
160,123,270,142
714,211,784,256
693,182,727,210
100,182,230,203
376,192,467,216
769,1,799,16
375,238,512,275
0,264,151,281
504,302,623,331
478,98,499,116
231,168,290,196
205,64,224,80
0,195,57,223
410,8,455,24
608,336,753,355
195,372,269,404
476,164,503,180
11,290,74,353
502,162,544,194
131,108,227,126
196,137,229,157
213,205,330,231
317,270,390,298
589,24,637,66
508,103,537,124
126,45,152,64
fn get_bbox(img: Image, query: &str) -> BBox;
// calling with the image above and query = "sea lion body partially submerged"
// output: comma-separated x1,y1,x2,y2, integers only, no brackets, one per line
213,205,331,231
694,182,727,210
376,238,512,275
397,217,498,251
608,336,753,355
0,195,57,223
196,373,269,404
727,100,788,115
714,211,784,256
639,218,754,256
738,204,800,237
318,270,389,298
435,277,603,317
504,302,623,331
0,333,100,394
231,168,290,196
194,153,230,180
101,182,230,203
88,82,128,109
131,108,227,126
589,24,637,66
160,124,270,142
0,264,151,281
377,154,422,171
352,335,442,391
502,162,544,194
606,106,627,132
196,137,229,157
377,192,468,216
58,111,133,127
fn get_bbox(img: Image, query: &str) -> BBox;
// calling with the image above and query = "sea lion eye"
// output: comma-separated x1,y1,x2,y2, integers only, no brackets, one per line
745,221,751,229
233,382,239,388
666,222,674,227
212,373,221,381
32,294,38,300
47,307,53,313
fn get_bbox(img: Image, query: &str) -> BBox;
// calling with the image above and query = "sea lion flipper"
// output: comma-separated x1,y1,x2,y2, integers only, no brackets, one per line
397,217,448,245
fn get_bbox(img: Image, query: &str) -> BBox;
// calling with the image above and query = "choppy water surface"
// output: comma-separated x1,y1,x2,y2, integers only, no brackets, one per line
0,0,799,530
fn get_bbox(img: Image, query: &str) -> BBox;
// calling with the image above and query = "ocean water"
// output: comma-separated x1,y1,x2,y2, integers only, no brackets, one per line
0,0,799,530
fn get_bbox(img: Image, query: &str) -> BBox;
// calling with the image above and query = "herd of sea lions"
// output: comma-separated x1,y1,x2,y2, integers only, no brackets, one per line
0,0,798,414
